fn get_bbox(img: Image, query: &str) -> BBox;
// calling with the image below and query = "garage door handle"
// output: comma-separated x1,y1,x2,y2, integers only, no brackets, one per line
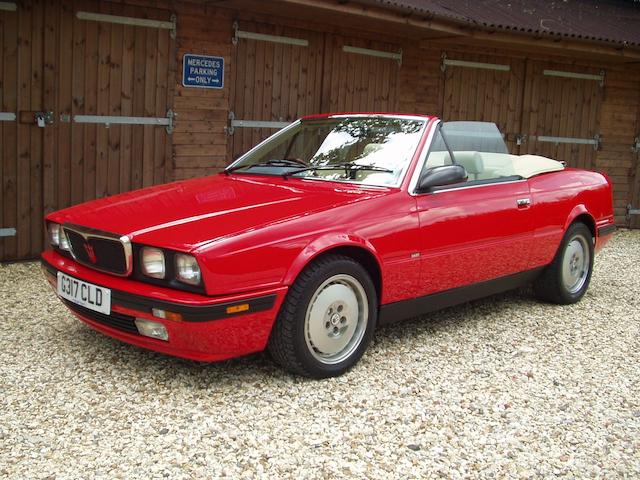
517,198,531,207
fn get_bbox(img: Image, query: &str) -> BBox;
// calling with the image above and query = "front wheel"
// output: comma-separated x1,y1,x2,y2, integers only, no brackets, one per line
534,222,594,304
268,255,377,378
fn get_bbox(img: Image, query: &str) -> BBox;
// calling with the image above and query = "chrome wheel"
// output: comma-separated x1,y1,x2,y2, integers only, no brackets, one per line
561,234,590,294
304,274,369,365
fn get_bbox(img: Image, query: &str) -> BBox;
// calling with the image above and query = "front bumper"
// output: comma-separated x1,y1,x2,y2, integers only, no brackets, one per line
41,250,287,362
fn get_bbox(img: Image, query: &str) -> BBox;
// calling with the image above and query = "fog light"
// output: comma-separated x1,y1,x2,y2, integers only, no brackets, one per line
135,318,169,341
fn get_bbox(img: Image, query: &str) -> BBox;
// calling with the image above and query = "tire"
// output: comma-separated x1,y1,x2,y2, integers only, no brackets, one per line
534,222,594,304
268,254,378,378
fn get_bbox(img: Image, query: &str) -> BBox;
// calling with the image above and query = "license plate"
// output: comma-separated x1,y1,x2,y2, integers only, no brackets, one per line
57,272,111,315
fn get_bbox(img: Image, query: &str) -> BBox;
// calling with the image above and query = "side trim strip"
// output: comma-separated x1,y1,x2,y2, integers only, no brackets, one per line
379,268,543,325
41,258,276,322
597,224,616,237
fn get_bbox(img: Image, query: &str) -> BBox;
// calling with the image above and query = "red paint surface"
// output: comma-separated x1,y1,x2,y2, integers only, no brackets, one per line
44,115,615,362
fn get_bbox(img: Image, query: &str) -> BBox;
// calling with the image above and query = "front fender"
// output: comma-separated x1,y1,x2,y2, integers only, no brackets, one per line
282,233,383,286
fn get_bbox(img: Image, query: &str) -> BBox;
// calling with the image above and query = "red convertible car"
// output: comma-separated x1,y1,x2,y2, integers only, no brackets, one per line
41,113,615,378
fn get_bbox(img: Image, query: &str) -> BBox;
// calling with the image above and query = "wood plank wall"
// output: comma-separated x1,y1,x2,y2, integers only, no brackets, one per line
598,69,640,223
172,3,232,180
229,20,324,161
0,0,174,261
396,41,639,225
0,7,19,262
2,0,640,261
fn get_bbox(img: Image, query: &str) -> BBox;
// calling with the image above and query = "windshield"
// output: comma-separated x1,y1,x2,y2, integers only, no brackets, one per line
227,116,426,186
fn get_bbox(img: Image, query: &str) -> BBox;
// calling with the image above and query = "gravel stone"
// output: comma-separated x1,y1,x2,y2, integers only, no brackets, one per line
1,230,639,478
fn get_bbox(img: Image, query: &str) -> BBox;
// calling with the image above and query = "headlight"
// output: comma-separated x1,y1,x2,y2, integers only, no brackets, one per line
175,253,201,285
58,230,71,251
48,223,61,246
49,222,71,251
141,247,166,279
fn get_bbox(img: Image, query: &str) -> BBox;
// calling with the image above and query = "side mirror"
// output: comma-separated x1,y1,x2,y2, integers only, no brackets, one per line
417,165,467,193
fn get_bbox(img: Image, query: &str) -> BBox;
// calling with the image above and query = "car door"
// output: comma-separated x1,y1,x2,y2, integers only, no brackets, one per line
413,122,534,296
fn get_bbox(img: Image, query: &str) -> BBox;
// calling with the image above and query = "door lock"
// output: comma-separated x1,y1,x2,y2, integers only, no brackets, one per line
34,111,54,128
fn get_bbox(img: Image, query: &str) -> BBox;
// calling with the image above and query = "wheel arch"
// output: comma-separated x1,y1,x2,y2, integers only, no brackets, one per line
283,236,383,303
564,204,596,238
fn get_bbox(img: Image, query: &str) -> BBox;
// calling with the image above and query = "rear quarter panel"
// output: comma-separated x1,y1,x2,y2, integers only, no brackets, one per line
528,168,614,267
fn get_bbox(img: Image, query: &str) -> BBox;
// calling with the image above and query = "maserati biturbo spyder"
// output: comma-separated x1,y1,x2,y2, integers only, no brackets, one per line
41,114,615,377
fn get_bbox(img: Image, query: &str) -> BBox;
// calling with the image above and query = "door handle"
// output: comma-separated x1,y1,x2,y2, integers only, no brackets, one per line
516,198,531,207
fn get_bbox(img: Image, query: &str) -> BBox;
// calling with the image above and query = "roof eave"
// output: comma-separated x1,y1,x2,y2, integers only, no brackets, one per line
278,0,640,61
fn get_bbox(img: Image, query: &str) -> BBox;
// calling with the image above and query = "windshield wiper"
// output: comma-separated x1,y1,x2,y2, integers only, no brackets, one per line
224,158,307,175
282,162,393,178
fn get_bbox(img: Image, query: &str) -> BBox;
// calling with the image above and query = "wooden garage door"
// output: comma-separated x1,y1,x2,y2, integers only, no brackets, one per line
1,2,45,261
441,52,526,153
229,25,401,161
520,61,603,169
321,34,401,114
0,0,174,261
230,21,324,160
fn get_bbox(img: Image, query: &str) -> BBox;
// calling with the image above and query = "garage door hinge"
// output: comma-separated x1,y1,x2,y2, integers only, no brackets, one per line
632,136,640,154
76,11,176,40
0,228,16,237
232,21,308,47
72,110,175,134
627,204,640,218
532,134,601,151
0,2,17,12
225,111,290,135
543,69,606,87
0,112,16,121
440,52,510,73
342,45,402,66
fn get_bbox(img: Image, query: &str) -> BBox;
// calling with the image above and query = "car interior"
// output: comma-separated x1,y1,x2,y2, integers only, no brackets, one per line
422,121,564,187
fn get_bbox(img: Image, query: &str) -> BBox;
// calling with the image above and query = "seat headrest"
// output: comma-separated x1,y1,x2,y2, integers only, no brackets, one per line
363,143,384,156
454,151,484,174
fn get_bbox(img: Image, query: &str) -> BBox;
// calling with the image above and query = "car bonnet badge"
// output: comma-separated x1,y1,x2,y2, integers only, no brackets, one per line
84,242,97,264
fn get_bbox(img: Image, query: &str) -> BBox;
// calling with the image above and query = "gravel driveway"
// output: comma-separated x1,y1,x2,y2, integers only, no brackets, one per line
1,231,638,479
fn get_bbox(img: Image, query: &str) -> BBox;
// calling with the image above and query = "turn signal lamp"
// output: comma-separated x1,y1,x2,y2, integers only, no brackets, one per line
226,303,250,314
152,308,183,322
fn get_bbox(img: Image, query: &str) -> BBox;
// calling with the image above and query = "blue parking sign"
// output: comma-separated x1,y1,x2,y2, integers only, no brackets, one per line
182,54,224,89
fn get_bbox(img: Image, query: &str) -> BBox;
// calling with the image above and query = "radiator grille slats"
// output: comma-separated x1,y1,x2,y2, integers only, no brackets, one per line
64,228,128,275
63,300,139,335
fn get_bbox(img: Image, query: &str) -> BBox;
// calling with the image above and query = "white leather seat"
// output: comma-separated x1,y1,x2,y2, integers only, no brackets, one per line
452,151,484,180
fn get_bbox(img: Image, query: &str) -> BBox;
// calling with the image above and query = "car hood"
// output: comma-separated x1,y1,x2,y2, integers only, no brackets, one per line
50,174,390,252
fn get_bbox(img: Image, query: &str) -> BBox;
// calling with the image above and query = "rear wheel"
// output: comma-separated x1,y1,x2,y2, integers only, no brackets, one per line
534,222,594,304
268,255,377,378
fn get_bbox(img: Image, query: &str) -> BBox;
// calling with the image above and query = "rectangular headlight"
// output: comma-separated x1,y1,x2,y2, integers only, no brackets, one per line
141,247,166,279
48,222,61,246
49,223,71,252
175,253,201,286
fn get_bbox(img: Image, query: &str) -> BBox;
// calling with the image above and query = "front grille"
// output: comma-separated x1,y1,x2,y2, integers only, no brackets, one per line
63,300,139,335
64,226,129,276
